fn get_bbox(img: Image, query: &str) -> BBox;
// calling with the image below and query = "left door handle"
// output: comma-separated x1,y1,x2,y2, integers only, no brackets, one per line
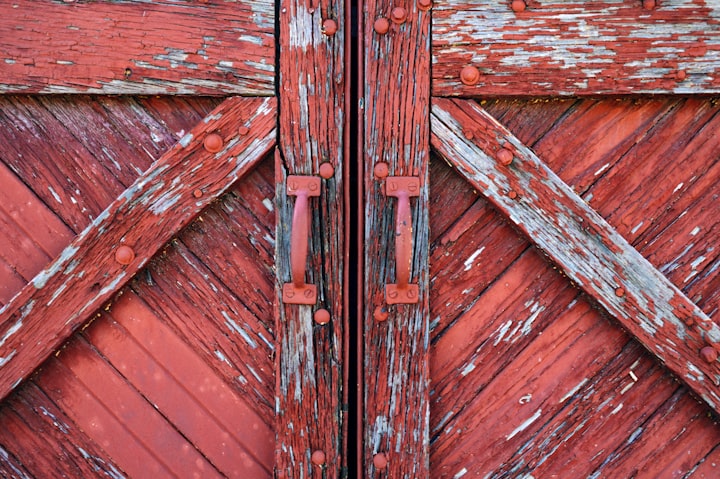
282,175,320,305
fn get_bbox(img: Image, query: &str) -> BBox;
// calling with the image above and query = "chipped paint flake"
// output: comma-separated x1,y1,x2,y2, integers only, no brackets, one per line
463,247,485,271
507,408,542,440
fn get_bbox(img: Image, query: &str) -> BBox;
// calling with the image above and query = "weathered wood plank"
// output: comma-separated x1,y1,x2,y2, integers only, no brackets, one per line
363,0,431,476
276,0,347,475
433,0,720,96
430,97,720,413
0,0,274,95
0,96,276,401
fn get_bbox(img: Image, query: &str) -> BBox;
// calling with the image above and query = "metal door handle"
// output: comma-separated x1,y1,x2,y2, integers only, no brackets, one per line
385,176,420,304
283,175,320,304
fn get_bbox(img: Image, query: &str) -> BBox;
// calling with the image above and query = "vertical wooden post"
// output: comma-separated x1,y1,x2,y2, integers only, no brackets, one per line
363,0,431,476
276,0,346,476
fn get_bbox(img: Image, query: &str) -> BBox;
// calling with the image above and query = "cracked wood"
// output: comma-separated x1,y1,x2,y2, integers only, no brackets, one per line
0,96,276,401
431,97,720,414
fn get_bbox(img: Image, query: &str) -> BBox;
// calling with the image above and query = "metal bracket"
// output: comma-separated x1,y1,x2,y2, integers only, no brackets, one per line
385,176,420,304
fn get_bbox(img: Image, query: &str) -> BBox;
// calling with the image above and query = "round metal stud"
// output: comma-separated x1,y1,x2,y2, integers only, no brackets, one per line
643,0,656,9
314,309,331,325
374,17,390,34
323,18,338,36
374,162,390,179
373,306,389,322
311,450,326,466
417,0,433,10
676,69,687,81
511,0,526,12
460,66,480,86
615,287,626,297
203,133,223,153
373,453,388,470
193,189,203,198
391,7,407,24
508,190,518,199
497,148,514,166
319,162,335,179
115,245,135,265
701,346,718,363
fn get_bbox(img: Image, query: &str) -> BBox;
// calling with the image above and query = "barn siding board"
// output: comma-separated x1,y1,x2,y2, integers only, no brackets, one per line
0,0,274,96
0,96,276,401
433,0,720,96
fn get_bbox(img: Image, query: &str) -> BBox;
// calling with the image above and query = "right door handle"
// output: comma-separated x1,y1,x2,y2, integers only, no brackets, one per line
385,176,420,304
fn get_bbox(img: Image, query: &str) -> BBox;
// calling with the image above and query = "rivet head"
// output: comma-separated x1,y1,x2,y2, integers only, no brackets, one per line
203,133,223,153
319,162,335,179
373,453,388,470
314,309,331,325
311,450,326,465
193,189,203,198
322,18,338,36
238,125,250,135
460,66,480,86
463,129,474,140
115,245,135,265
615,287,626,297
508,190,518,199
374,17,390,34
643,0,656,9
701,346,718,363
374,306,389,322
374,162,390,179
497,148,514,166
391,7,407,24
511,0,526,12
676,69,687,81
417,0,433,10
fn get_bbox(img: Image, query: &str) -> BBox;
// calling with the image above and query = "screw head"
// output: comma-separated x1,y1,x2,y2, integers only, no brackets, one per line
311,450,326,465
497,148,514,166
418,0,433,10
374,306,389,322
238,125,250,135
115,245,135,265
391,7,407,24
511,0,526,12
314,309,331,325
373,453,388,470
203,133,223,153
374,17,390,34
322,18,338,36
319,162,335,179
701,346,718,363
460,66,480,86
374,162,390,178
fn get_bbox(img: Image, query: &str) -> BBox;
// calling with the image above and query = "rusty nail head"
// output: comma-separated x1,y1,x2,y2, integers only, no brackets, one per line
677,70,687,81
311,450,326,465
322,18,338,36
374,17,390,34
615,287,625,297
701,346,718,363
418,0,433,10
314,309,331,325
193,189,203,198
508,190,518,199
203,133,223,153
511,0,526,12
373,453,388,470
238,125,250,135
643,0,656,9
391,7,407,24
497,148,514,166
460,66,480,86
464,129,474,140
374,306,389,322
374,162,390,178
115,245,135,265
319,162,335,179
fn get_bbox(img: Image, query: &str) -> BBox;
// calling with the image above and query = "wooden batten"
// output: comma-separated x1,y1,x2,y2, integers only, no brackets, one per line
433,0,720,96
0,96,276,401
431,97,720,413
0,1,274,95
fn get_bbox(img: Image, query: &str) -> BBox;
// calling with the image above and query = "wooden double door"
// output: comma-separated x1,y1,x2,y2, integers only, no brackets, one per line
2,1,720,478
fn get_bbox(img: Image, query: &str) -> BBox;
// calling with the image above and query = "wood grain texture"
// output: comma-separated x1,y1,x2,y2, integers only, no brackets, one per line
276,0,346,475
363,0,431,476
433,0,720,96
0,0,274,95
430,97,720,414
0,96,276,402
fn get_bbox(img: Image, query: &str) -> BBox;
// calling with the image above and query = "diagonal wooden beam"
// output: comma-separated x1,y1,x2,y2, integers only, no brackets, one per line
0,1,274,96
431,97,720,413
0,96,276,401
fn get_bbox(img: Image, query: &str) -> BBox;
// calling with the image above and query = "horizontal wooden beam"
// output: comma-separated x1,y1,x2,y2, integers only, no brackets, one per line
0,96,276,401
0,1,274,95
431,97,720,413
433,1,720,96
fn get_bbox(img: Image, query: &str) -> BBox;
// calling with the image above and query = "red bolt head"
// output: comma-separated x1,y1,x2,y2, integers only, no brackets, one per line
238,125,250,135
374,162,390,178
203,133,223,153
511,0,526,12
373,306,389,322
418,0,433,11
115,245,135,265
463,129,474,140
497,148,514,166
319,162,335,179
391,7,407,24
508,190,518,199
311,450,326,465
615,287,626,297
643,0,656,9
314,309,331,325
193,189,203,198
677,69,687,81
322,18,338,36
701,346,718,363
374,17,390,34
460,66,480,86
373,453,388,470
